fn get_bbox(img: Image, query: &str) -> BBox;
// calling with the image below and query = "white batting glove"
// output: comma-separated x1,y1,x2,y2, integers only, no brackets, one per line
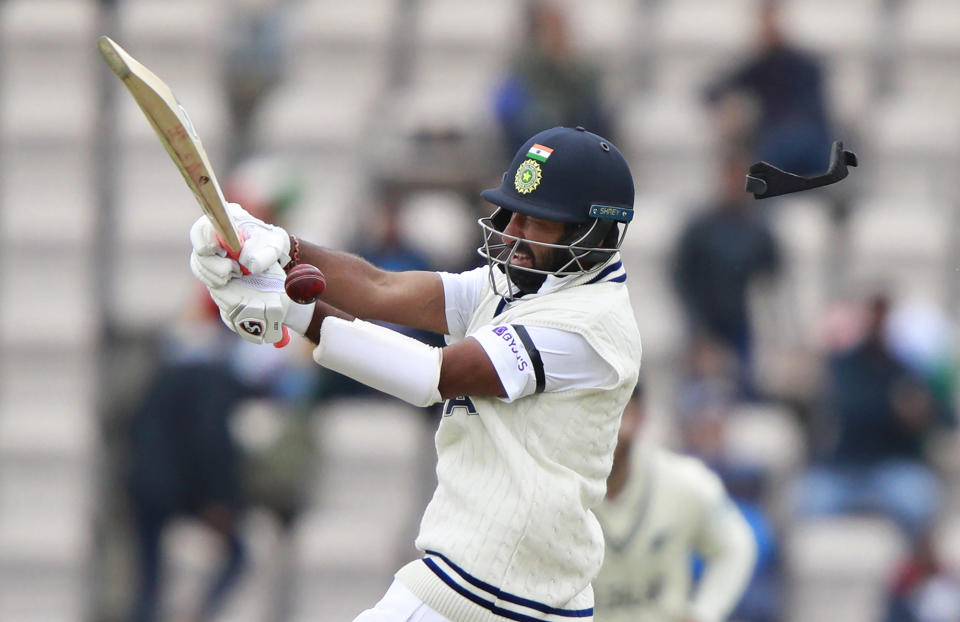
207,263,290,345
189,202,291,288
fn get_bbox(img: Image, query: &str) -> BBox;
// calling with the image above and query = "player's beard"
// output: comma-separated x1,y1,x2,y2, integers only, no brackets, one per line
497,241,561,295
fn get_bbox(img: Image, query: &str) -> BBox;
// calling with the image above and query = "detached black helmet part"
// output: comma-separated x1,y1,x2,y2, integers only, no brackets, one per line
478,126,635,299
745,140,858,199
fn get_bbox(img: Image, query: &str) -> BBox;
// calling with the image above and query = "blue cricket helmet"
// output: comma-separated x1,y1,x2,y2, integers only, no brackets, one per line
481,126,635,224
478,126,635,298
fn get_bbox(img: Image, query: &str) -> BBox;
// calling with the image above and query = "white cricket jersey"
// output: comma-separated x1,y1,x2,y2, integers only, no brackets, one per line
441,266,619,401
592,447,757,622
395,256,642,622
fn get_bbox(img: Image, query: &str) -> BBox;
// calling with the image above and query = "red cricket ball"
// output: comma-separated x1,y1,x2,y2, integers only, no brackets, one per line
284,264,327,304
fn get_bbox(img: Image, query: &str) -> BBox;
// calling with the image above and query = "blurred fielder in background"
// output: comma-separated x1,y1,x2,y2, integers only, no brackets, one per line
593,382,756,622
189,126,643,622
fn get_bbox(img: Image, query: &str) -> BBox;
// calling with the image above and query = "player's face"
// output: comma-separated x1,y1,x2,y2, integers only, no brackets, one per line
500,212,566,271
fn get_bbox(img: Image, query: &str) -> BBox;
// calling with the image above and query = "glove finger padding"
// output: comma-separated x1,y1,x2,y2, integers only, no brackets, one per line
241,242,287,275
189,202,290,275
191,251,239,289
189,215,227,257
237,227,291,274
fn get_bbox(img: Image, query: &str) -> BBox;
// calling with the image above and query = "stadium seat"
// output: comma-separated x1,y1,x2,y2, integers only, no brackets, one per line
724,402,806,481
787,516,909,622
0,452,92,622
629,280,685,364
617,93,715,202
622,193,688,259
768,196,833,341
779,0,880,56
861,95,960,201
0,144,95,244
0,248,94,349
894,0,960,105
254,51,387,153
0,0,95,45
117,0,220,50
415,0,517,55
899,0,960,55
407,0,517,105
847,197,953,303
653,0,758,54
293,0,398,51
1,35,96,144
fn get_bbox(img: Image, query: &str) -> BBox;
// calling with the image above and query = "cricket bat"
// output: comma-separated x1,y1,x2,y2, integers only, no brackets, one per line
98,36,290,347
96,35,242,252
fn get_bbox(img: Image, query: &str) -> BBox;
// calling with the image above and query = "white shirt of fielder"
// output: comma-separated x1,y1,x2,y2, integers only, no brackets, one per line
592,444,757,622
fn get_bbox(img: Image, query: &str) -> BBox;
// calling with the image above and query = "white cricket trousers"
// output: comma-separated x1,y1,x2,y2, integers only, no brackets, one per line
352,579,451,622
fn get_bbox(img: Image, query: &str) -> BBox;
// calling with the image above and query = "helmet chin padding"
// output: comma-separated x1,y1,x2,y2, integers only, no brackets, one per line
490,206,512,232
558,219,619,269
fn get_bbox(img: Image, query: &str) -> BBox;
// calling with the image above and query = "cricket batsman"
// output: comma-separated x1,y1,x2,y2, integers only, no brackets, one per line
190,126,643,622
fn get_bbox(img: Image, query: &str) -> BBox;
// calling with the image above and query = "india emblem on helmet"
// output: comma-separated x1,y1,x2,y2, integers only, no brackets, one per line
514,159,542,194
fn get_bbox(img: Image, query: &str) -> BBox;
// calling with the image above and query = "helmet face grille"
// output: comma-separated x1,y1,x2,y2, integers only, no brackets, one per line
476,215,627,300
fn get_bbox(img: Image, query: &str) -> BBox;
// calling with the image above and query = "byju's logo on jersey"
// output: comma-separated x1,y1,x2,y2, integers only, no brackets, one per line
240,319,264,336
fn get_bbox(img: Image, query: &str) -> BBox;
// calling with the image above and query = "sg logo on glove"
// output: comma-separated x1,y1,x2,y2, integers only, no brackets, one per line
207,269,289,345
240,319,265,337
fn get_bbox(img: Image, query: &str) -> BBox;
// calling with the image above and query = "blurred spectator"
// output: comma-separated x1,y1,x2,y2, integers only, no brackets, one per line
492,0,614,157
794,293,952,540
126,296,253,622
885,531,960,622
350,186,435,277
886,299,959,423
593,382,757,622
221,0,291,168
671,149,782,399
704,0,833,176
673,371,786,622
125,157,320,622
223,155,303,225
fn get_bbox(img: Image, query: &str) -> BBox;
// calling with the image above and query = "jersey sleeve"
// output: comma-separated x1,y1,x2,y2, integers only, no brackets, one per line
469,323,619,402
688,466,758,622
438,267,488,341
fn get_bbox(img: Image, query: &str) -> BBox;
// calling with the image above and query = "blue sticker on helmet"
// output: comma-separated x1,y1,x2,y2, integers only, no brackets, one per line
589,205,633,222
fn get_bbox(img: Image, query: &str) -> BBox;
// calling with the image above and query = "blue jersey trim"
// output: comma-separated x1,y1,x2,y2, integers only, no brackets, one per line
494,260,625,313
424,551,593,618
585,261,624,285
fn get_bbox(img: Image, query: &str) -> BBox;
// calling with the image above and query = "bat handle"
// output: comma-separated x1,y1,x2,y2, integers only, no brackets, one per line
220,237,250,275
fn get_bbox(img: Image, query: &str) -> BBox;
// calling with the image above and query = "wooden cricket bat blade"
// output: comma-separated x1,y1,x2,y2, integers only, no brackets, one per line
96,35,242,252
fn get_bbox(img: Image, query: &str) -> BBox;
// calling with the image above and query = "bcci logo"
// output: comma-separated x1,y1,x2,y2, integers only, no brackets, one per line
240,319,264,336
514,159,542,194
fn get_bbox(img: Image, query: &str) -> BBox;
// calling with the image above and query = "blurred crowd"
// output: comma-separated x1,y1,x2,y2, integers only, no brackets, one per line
94,1,960,622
